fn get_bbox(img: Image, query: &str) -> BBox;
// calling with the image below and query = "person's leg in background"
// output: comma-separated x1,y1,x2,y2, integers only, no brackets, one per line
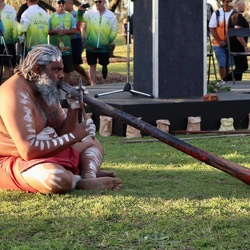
233,55,248,81
86,51,110,85
86,51,98,85
71,38,90,85
123,34,127,45
62,55,74,84
99,52,110,80
213,46,231,84
224,42,247,81
225,55,247,81
89,64,97,85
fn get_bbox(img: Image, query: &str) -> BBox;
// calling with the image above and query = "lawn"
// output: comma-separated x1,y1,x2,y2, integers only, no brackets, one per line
1,133,250,249
1,33,250,250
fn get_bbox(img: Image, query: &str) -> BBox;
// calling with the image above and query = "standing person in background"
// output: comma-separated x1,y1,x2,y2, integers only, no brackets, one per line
209,0,234,85
122,18,128,45
18,0,50,56
16,2,28,63
129,13,133,42
207,2,214,34
225,0,249,81
16,0,47,22
77,0,118,86
16,2,28,23
49,0,77,83
0,0,18,78
64,0,91,85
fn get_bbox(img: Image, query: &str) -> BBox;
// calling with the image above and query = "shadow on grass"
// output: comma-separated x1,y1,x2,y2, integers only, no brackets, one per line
69,166,250,200
1,150,249,201
2,165,250,202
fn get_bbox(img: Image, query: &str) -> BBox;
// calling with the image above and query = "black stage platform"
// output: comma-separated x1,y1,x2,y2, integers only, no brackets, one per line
84,82,250,136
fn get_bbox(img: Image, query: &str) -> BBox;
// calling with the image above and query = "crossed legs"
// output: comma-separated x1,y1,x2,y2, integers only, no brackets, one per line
21,138,122,194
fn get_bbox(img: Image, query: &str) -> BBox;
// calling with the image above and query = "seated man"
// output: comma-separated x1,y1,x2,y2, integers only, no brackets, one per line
0,44,122,194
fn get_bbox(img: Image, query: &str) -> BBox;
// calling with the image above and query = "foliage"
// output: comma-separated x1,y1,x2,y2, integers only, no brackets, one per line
207,81,231,93
7,0,126,14
210,0,250,26
1,134,250,249
7,0,128,33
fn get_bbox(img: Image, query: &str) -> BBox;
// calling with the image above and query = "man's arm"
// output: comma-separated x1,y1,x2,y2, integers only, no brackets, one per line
0,83,92,160
49,28,77,36
234,15,249,50
16,3,28,23
108,15,118,43
60,19,78,36
76,6,87,23
18,9,30,36
209,27,227,47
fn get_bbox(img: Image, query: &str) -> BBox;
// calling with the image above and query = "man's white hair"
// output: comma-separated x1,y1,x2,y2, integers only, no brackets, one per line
15,44,62,81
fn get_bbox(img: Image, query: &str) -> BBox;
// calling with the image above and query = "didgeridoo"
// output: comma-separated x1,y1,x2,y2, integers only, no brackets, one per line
58,81,250,186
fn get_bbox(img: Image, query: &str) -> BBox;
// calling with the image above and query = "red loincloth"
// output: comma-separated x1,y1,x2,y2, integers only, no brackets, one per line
0,147,79,193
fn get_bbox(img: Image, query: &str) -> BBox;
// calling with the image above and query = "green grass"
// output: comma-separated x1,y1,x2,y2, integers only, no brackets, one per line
2,35,250,250
1,134,250,249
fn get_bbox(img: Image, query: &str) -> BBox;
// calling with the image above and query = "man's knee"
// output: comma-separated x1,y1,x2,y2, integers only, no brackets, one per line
22,164,76,194
73,138,103,155
47,172,74,193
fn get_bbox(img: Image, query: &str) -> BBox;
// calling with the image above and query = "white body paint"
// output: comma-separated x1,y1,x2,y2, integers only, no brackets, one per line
19,91,76,152
84,147,102,178
31,167,65,190
71,175,81,190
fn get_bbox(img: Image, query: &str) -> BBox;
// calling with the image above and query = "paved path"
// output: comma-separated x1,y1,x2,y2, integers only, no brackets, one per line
84,81,250,104
217,81,250,101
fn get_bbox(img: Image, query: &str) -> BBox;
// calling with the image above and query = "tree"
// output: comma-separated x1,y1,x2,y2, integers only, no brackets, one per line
109,0,123,12
8,0,124,12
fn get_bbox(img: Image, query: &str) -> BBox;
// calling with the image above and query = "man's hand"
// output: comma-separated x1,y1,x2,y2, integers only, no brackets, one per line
66,93,80,110
218,40,227,47
72,118,96,142
83,118,96,139
76,85,89,95
66,85,89,110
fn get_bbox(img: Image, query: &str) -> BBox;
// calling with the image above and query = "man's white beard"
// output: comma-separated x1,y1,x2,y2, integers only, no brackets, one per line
35,73,60,106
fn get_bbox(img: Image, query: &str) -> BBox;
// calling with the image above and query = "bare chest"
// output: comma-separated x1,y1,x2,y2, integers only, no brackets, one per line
34,100,60,132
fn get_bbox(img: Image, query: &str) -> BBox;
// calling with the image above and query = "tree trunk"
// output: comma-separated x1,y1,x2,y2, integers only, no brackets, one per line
108,0,122,12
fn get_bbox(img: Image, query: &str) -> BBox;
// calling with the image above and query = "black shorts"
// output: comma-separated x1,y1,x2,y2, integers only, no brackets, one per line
71,38,83,65
86,51,110,66
0,43,16,67
62,55,74,73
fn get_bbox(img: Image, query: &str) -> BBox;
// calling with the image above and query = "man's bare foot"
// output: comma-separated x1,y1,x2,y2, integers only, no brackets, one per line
97,170,116,178
76,177,122,190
